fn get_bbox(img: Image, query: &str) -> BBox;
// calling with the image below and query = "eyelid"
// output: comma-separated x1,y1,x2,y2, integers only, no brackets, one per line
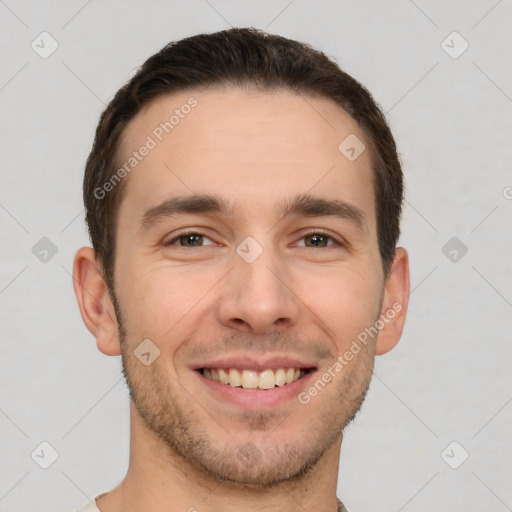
162,228,347,248
292,229,347,248
163,228,218,246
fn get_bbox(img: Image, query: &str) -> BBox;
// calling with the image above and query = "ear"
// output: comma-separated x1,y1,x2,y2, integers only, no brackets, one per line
72,247,122,356
375,247,410,356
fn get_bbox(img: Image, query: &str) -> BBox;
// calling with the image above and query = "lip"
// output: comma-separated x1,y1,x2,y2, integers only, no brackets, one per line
194,367,317,410
189,354,317,372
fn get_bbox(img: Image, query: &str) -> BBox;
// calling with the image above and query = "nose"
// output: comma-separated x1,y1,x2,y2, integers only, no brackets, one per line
215,245,300,334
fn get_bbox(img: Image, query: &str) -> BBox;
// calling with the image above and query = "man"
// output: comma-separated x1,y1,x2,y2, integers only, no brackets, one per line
72,27,409,512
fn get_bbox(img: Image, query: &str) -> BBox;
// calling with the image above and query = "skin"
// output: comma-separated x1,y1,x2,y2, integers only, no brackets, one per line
73,86,410,512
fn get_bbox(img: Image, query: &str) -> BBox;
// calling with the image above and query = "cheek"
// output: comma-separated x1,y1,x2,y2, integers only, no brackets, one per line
117,261,220,340
298,264,382,348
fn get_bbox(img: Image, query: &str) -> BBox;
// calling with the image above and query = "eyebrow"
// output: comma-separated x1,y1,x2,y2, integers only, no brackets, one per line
139,193,367,232
140,194,235,230
276,194,367,232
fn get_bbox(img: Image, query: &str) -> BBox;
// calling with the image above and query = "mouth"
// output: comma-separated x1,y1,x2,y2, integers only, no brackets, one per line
193,362,318,410
190,355,319,409
197,367,314,391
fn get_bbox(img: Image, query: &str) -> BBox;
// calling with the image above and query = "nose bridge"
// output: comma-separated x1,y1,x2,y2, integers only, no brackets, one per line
238,241,281,294
216,235,300,333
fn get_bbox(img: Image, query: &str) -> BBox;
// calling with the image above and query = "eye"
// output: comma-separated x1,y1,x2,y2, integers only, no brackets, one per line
295,232,342,248
164,232,216,247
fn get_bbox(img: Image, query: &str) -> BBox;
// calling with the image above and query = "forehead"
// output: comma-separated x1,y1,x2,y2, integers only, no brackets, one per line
117,86,375,228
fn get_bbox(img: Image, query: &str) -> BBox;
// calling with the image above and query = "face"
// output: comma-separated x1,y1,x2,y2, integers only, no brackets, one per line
104,87,400,485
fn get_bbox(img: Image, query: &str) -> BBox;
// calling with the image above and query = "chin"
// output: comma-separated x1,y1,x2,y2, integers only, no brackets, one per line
193,443,324,488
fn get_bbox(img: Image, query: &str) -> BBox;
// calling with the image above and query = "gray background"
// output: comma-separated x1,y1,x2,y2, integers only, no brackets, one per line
1,1,511,511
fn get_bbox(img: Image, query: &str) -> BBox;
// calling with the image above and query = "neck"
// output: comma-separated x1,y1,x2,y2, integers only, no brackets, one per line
97,403,342,512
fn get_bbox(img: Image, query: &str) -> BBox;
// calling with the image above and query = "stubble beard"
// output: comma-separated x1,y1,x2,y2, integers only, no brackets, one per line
113,296,375,488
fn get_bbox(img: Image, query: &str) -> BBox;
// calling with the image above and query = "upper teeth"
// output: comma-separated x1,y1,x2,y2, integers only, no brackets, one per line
202,367,304,389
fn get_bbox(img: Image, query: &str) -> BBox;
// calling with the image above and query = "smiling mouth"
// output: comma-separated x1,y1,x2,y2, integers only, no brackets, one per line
198,367,314,390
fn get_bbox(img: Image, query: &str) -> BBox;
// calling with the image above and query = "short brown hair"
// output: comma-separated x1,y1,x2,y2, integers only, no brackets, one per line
83,27,403,292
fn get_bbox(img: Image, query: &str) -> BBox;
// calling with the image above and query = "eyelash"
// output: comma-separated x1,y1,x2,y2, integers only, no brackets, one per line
163,230,345,249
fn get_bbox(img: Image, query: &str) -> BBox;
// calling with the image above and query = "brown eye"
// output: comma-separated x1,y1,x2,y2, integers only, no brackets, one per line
165,233,215,247
179,234,204,246
304,234,331,248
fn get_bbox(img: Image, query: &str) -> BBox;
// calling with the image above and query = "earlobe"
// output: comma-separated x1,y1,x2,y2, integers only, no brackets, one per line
72,247,122,356
375,247,410,356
